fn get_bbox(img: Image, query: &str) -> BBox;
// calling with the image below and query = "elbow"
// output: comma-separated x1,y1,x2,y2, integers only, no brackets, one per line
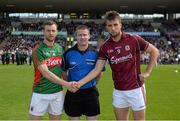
153,48,160,63
40,70,49,79
152,46,159,58
94,68,102,76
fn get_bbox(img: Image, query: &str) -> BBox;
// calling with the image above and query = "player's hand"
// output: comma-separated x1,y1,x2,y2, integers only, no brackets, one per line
68,81,79,93
139,72,150,81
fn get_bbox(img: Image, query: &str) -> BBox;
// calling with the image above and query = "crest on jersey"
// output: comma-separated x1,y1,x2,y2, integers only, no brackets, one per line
125,45,130,51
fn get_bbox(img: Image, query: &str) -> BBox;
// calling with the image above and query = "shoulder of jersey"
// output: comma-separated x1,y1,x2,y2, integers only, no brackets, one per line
54,43,61,47
63,46,75,56
101,36,110,46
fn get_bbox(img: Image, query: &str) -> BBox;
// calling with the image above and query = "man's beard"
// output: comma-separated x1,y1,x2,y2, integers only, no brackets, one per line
45,36,54,42
110,32,120,38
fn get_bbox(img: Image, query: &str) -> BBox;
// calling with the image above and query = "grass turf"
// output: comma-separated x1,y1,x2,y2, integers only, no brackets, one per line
0,64,180,120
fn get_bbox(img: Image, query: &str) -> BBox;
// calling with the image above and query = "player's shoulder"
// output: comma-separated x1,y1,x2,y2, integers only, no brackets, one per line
32,45,40,57
101,36,111,47
32,43,41,52
54,43,64,51
123,32,136,38
63,45,76,57
123,32,143,41
54,43,62,48
129,33,142,39
53,43,59,46
34,42,46,50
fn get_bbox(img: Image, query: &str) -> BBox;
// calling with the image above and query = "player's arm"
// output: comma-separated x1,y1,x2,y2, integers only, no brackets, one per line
78,59,106,88
140,43,159,81
37,64,75,89
95,72,103,82
62,71,68,81
95,66,106,82
32,47,77,90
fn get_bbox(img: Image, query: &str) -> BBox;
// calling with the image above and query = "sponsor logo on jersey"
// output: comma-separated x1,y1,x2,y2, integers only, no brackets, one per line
110,53,133,64
42,56,62,67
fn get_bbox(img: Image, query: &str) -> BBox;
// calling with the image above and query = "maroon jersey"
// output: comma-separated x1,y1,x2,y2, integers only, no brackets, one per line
99,32,149,90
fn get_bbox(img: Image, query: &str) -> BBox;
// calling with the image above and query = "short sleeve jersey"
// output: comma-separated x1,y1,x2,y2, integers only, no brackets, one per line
32,42,64,94
99,32,149,90
63,44,100,89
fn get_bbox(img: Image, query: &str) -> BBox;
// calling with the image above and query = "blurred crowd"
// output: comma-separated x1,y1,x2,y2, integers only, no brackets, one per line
0,18,180,65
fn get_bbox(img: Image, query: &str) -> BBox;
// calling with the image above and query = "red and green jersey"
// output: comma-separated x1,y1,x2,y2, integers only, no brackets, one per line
32,42,64,94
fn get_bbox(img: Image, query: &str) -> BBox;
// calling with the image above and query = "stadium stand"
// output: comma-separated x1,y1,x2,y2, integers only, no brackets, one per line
0,18,180,65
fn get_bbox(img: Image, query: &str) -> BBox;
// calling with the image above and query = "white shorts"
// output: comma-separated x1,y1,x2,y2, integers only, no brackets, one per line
112,85,146,111
29,91,64,116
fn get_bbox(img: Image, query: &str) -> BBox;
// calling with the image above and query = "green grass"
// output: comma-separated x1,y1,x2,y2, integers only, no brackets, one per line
0,64,180,120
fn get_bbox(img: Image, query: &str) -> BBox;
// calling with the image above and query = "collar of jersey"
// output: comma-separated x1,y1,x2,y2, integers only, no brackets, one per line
72,44,91,54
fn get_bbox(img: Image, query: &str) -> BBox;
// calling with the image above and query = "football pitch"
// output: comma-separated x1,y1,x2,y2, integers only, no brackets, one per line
0,64,180,120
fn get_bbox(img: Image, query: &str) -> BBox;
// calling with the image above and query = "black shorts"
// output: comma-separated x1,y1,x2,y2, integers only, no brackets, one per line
64,86,100,117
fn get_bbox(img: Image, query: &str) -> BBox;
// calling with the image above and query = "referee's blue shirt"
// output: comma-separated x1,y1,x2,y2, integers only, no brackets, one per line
63,44,103,89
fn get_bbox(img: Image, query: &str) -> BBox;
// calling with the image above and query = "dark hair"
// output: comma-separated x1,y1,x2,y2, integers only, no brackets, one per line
104,10,121,23
42,20,58,30
75,25,89,35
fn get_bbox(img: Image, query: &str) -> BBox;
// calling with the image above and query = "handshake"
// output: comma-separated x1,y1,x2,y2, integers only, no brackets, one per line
67,81,82,93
